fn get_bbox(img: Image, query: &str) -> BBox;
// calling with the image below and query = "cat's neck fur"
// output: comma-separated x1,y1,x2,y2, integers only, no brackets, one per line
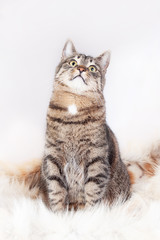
50,84,105,112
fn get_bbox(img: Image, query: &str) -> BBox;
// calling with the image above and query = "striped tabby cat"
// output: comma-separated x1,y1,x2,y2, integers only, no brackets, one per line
40,40,131,211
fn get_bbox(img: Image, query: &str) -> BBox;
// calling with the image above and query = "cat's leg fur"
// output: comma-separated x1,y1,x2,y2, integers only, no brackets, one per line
84,155,111,207
41,154,68,212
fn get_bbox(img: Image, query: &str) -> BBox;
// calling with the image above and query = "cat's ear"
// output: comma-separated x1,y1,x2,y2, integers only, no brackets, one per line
62,40,77,60
96,51,110,73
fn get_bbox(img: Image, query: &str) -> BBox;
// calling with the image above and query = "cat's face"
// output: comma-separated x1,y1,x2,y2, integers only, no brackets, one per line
55,40,110,94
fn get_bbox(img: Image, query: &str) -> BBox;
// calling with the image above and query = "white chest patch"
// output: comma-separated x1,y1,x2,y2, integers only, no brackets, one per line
68,104,78,115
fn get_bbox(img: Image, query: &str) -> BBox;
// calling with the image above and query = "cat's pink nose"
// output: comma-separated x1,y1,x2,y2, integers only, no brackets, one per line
77,65,86,73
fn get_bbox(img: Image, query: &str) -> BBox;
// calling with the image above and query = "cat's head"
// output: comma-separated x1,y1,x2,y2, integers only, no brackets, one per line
54,40,110,94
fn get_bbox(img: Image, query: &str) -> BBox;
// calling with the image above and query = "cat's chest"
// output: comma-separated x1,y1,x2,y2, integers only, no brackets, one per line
64,157,84,183
67,104,78,115
61,129,86,188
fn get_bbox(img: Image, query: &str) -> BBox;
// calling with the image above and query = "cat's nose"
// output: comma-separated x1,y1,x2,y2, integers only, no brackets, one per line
77,65,86,73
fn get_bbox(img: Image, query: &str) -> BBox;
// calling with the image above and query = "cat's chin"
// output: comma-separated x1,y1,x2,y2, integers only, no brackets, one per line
65,76,89,94
72,75,87,85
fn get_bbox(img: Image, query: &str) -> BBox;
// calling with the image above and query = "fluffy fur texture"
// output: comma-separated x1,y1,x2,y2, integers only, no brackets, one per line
0,142,160,239
0,159,41,199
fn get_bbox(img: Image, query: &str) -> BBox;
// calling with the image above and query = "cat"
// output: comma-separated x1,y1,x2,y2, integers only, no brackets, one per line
39,40,131,211
0,41,160,211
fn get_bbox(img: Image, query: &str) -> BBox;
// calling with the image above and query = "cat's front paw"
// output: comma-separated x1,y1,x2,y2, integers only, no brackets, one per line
68,202,85,211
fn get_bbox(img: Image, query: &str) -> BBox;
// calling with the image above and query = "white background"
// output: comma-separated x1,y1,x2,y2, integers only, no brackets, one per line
0,0,160,162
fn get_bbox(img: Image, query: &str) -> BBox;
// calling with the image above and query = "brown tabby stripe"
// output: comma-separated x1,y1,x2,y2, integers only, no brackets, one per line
45,139,57,147
45,135,65,146
95,191,102,195
86,157,105,168
86,193,93,197
79,138,107,148
79,138,90,142
86,199,100,205
79,105,103,112
47,115,104,125
48,190,62,195
93,199,101,204
50,199,63,205
47,175,67,189
58,82,68,87
89,142,107,148
49,103,67,111
44,155,63,175
85,173,108,185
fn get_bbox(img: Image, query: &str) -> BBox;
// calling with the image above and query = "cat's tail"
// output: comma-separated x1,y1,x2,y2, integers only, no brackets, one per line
0,159,41,199
124,142,160,184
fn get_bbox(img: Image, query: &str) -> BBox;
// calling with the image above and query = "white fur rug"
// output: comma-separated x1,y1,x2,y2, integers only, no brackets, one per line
0,164,160,240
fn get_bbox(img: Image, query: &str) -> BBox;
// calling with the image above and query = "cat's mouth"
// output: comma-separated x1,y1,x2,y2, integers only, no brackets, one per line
71,75,88,85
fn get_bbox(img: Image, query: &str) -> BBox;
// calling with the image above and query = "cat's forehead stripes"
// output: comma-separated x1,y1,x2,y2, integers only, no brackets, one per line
74,54,97,68
75,54,93,61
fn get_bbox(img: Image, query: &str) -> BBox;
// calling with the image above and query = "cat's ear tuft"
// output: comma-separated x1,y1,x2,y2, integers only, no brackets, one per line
96,51,111,73
62,40,77,60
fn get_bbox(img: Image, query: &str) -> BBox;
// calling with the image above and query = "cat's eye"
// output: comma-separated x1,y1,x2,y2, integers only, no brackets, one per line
69,60,77,67
88,65,97,72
